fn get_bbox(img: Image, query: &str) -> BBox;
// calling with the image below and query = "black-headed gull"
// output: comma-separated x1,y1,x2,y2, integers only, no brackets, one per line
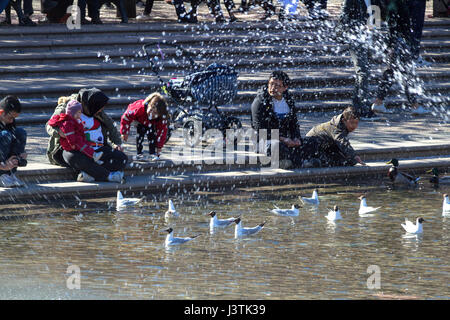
165,199,180,218
300,189,319,205
326,205,342,221
358,195,381,215
208,211,237,230
164,227,200,246
442,194,450,216
271,204,300,217
401,217,425,234
233,217,265,239
116,191,143,210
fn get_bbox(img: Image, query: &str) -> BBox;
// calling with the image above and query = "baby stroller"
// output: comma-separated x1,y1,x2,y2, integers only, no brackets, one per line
142,43,242,147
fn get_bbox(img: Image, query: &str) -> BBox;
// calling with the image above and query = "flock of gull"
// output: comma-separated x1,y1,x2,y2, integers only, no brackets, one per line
115,159,450,246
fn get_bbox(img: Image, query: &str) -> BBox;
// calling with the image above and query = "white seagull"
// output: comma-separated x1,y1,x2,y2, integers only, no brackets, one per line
300,189,319,205
208,211,237,230
271,204,300,217
164,227,200,246
358,195,381,215
116,191,143,210
401,217,425,234
443,194,450,216
234,217,265,239
165,199,180,218
326,205,342,221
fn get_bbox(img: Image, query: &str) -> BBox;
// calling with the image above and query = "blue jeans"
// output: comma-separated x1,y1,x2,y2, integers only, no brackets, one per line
0,127,27,175
407,0,426,60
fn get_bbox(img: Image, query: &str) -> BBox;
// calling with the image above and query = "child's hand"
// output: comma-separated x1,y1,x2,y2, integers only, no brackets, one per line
121,134,128,142
1,156,19,171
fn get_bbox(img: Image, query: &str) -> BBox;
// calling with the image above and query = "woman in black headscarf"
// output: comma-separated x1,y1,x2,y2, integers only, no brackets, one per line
46,88,128,182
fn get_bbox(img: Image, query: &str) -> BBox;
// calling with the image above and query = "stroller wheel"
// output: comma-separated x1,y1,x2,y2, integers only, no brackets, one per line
183,119,202,147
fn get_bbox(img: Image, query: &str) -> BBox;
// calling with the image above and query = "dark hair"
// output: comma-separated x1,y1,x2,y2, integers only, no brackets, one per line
269,71,290,87
145,92,169,120
0,95,22,114
342,106,360,120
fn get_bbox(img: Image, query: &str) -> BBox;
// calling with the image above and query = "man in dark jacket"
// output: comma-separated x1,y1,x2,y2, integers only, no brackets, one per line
306,106,366,167
251,71,305,168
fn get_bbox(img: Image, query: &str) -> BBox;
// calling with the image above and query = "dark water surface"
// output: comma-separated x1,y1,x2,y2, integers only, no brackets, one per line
0,182,448,299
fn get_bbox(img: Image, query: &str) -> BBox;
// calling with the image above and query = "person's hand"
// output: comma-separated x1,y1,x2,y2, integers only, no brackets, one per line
121,134,128,142
291,138,302,147
355,155,366,166
1,156,19,171
58,129,66,138
19,153,27,160
115,144,124,152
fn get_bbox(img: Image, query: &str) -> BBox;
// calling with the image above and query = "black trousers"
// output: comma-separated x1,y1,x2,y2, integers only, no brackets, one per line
303,136,356,167
63,145,128,181
136,123,157,155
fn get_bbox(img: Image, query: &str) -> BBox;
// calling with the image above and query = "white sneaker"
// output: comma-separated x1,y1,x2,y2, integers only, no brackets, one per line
279,159,293,169
150,154,160,161
371,103,392,114
410,105,430,116
93,151,103,164
9,173,24,187
0,174,17,188
108,171,123,183
77,171,95,182
136,14,151,20
132,154,149,161
415,56,431,68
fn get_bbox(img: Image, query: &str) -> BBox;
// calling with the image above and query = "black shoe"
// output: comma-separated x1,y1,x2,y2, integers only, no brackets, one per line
178,15,197,23
215,15,226,23
229,15,238,23
91,18,103,25
81,18,92,25
260,11,275,21
19,16,37,26
16,157,28,167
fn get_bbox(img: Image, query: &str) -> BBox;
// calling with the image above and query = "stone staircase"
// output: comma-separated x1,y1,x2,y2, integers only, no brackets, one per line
0,19,449,125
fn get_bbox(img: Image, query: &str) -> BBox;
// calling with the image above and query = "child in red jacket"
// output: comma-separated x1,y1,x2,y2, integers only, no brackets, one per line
120,92,169,161
48,100,103,164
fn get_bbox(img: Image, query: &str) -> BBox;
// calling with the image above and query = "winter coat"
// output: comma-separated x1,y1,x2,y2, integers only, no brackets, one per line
306,113,357,165
46,89,122,166
250,86,302,142
48,113,95,158
120,99,168,149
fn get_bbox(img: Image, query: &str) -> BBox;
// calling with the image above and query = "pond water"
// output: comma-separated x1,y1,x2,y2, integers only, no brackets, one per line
0,182,448,300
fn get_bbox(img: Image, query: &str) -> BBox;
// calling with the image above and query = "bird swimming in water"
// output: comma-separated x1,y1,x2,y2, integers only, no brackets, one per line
208,211,237,230
326,205,342,221
358,195,381,216
233,217,265,239
386,159,420,186
116,191,144,210
300,189,320,205
165,199,180,218
271,204,301,217
401,217,425,234
427,168,450,186
442,194,450,216
164,227,200,246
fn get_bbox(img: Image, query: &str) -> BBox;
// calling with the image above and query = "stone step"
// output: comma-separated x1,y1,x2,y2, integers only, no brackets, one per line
1,54,448,77
0,19,448,39
2,155,450,203
2,28,449,53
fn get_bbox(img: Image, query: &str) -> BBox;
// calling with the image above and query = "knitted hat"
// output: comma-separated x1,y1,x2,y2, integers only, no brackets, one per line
66,100,82,117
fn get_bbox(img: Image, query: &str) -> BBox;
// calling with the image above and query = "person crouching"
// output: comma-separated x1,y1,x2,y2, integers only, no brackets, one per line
120,93,169,161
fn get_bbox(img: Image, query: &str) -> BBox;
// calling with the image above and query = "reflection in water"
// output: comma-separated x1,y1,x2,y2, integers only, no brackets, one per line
0,183,449,299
